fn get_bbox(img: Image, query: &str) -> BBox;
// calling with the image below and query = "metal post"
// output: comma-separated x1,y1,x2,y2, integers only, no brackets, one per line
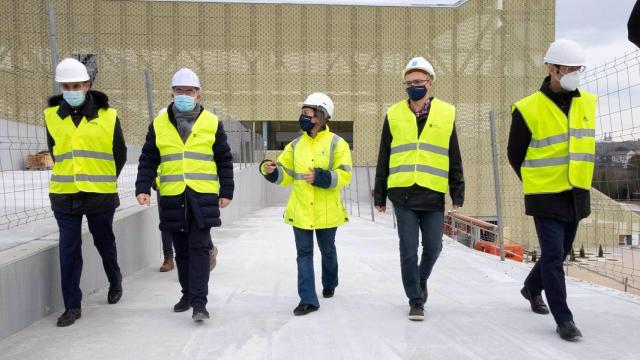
624,277,629,292
366,162,375,222
239,124,245,169
47,2,59,95
489,111,506,261
251,122,256,165
144,69,154,124
354,166,361,217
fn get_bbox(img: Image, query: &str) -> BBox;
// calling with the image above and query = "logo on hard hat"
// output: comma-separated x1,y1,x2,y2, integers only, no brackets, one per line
411,60,418,66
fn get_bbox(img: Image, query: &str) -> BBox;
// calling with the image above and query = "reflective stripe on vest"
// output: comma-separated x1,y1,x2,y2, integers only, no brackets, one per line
386,98,455,193
44,106,118,194
514,90,597,195
153,109,220,196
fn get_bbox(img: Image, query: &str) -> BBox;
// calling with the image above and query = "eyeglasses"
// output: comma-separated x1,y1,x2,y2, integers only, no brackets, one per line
403,79,431,87
554,65,585,74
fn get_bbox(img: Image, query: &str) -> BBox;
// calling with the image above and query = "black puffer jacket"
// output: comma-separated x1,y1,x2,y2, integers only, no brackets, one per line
135,104,234,232
45,90,127,215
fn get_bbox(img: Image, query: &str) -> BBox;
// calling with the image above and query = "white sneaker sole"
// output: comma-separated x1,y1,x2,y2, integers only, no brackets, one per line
408,315,424,321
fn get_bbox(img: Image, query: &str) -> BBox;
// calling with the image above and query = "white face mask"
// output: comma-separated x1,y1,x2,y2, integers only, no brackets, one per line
559,71,581,91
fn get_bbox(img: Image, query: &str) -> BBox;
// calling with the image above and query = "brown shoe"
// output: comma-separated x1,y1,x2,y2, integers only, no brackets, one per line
159,256,174,272
209,246,218,272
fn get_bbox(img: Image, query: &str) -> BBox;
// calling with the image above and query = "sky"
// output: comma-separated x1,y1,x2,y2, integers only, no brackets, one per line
556,0,637,67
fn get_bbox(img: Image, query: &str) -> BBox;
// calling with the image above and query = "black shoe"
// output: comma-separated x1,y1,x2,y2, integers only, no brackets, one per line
293,304,318,316
520,287,549,315
56,308,81,327
173,296,191,312
107,284,123,304
556,321,583,341
192,307,210,321
420,280,428,304
322,288,335,298
408,303,424,321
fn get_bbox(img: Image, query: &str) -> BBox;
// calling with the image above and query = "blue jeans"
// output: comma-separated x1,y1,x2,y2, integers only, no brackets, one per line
394,207,444,305
54,209,122,310
524,217,579,324
293,227,339,308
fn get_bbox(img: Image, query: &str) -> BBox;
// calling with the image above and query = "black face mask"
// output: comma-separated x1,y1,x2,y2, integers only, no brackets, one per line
299,114,314,132
406,86,428,101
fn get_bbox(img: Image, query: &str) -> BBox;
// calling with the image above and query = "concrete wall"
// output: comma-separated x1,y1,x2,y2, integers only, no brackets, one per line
0,119,48,171
0,165,266,340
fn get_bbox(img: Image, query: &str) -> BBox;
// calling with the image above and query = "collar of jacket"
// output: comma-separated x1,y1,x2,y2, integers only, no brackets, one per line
539,75,581,101
303,125,331,141
48,90,110,121
167,102,206,128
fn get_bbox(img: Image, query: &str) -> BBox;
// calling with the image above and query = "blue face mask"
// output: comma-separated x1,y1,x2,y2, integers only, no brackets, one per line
299,114,314,132
62,91,86,107
174,95,196,112
406,86,428,101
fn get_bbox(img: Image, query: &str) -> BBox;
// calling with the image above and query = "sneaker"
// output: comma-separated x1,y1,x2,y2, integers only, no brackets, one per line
556,320,583,341
293,304,319,316
192,307,210,321
173,295,191,312
56,308,81,327
322,288,335,298
159,256,175,272
520,287,550,315
209,246,218,272
408,303,424,321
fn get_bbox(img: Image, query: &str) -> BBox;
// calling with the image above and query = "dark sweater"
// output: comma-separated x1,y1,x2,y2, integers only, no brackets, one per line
507,76,591,222
45,90,127,215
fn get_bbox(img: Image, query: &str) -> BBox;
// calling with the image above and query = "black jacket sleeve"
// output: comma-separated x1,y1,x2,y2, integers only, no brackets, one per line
135,123,160,196
507,108,532,180
629,0,640,47
214,121,235,200
448,124,464,206
113,117,127,177
373,116,392,207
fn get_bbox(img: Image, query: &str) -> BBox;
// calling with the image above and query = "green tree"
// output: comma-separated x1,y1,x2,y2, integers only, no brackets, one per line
598,244,604,258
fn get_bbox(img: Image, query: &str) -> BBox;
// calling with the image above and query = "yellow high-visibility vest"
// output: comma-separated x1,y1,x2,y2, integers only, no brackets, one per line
513,90,597,195
44,106,118,194
153,109,220,196
386,98,455,193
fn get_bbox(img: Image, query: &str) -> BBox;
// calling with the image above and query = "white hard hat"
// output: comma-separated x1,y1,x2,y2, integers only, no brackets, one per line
403,57,436,81
302,92,334,119
543,39,586,67
55,58,90,83
172,68,200,88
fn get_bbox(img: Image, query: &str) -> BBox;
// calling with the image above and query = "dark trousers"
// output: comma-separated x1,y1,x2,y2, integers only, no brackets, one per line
161,231,174,258
172,215,213,309
293,227,339,308
394,207,444,305
54,209,122,310
524,217,579,324
156,196,174,258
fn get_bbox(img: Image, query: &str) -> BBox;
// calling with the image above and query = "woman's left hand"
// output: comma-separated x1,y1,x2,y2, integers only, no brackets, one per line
303,168,315,184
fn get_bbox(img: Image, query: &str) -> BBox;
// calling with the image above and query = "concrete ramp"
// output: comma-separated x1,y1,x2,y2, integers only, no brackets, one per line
1,207,638,360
